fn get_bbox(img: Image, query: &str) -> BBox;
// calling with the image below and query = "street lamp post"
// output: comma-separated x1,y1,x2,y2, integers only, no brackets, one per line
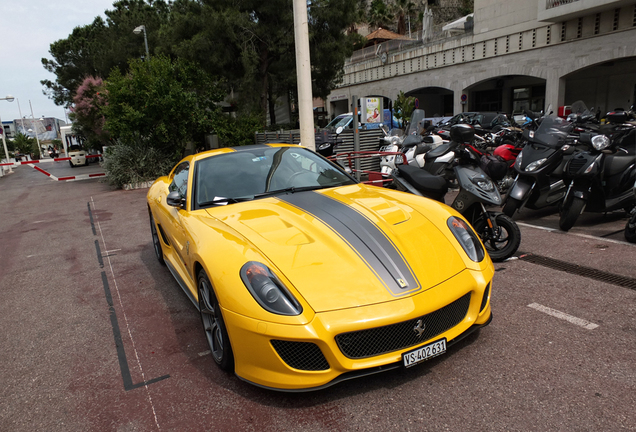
133,25,150,60
0,95,15,173
28,100,42,158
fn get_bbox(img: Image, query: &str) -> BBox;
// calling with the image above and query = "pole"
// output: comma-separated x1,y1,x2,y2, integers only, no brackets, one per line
17,98,25,132
292,0,315,151
29,100,41,156
143,27,149,60
0,113,12,173
351,95,360,180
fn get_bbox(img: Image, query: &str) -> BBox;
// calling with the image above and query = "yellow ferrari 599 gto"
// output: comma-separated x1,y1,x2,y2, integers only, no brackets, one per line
147,144,493,391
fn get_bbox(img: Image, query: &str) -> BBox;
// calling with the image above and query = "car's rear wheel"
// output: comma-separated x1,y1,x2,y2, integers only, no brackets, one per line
198,270,234,372
148,210,165,266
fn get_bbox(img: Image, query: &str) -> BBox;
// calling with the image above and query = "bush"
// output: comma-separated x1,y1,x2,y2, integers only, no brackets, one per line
102,142,176,189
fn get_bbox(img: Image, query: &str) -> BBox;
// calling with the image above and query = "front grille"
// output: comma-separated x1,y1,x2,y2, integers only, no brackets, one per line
271,340,330,371
567,155,588,176
335,292,471,359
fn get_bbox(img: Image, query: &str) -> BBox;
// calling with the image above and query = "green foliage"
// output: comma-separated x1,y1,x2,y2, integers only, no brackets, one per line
41,0,171,108
211,113,264,147
393,91,416,126
12,133,36,156
101,141,175,188
104,55,225,161
368,0,392,30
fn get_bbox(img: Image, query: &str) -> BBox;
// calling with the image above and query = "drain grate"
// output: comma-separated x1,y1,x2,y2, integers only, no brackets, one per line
518,253,636,291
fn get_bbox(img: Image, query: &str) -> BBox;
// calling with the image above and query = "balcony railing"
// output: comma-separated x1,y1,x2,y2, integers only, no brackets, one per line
546,0,580,9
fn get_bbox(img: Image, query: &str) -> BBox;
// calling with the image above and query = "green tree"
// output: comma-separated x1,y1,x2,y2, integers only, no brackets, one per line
368,0,392,31
392,0,416,35
41,0,171,108
12,133,38,158
103,55,225,160
393,90,416,126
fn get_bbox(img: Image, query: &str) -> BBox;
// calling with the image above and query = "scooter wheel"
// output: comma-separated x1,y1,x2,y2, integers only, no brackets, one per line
559,196,585,231
473,213,521,262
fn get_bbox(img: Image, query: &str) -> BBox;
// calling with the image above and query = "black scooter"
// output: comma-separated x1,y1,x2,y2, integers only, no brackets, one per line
559,111,636,231
391,124,521,262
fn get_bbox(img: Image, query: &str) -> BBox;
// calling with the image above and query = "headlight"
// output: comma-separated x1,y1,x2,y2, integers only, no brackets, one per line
390,136,400,145
514,152,522,169
592,134,610,151
240,262,302,316
318,142,331,150
447,217,485,262
473,176,495,192
525,158,547,172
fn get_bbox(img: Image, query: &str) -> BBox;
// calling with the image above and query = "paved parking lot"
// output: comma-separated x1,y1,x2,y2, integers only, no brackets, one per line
1,163,635,431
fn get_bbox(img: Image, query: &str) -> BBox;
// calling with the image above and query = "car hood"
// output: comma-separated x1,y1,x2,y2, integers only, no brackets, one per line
206,185,467,313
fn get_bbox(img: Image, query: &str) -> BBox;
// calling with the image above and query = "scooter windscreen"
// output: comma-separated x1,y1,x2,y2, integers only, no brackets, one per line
528,115,572,148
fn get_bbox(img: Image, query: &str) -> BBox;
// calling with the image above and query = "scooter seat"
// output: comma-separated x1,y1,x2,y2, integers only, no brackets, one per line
397,164,448,201
425,143,452,160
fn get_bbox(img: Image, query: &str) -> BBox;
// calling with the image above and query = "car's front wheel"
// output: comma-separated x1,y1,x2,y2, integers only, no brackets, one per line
198,270,234,372
148,210,165,266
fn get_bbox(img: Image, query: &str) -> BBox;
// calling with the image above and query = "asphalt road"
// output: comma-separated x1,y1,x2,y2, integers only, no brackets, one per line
1,162,635,431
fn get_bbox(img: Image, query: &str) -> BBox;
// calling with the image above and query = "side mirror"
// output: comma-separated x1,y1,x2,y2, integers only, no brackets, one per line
167,191,185,208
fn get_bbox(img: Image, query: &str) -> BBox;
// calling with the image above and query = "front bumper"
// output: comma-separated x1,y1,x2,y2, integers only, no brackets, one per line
224,268,493,391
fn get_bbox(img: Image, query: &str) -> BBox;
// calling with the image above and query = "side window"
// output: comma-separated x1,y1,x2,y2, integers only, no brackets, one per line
169,162,190,198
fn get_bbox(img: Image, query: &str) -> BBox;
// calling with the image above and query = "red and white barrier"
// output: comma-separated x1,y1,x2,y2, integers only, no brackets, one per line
1,154,106,182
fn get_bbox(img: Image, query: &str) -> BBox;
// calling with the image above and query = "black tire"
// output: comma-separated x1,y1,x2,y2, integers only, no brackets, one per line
559,196,586,231
69,161,75,168
148,210,165,266
502,197,521,218
474,213,521,262
198,271,234,372
625,213,636,243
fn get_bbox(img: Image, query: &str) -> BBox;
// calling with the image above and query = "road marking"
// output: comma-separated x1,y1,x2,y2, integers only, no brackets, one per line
516,222,636,247
527,302,599,330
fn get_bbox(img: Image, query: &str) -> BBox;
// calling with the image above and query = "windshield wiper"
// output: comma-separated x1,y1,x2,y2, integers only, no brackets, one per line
252,185,328,199
199,197,249,207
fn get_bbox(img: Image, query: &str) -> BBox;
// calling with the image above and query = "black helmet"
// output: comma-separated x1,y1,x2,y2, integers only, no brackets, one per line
450,124,474,143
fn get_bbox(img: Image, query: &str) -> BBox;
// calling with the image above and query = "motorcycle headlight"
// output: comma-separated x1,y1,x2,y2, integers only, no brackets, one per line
514,152,522,169
592,135,610,151
472,176,495,192
390,136,400,145
318,142,330,151
240,262,302,316
447,217,485,262
525,158,547,172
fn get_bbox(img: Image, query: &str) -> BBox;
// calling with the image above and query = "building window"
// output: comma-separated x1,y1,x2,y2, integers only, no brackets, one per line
512,86,546,114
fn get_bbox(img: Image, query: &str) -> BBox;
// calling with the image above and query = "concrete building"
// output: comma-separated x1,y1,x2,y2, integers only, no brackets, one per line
327,0,636,120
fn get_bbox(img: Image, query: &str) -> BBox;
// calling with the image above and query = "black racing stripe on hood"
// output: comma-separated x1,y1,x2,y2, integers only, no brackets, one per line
280,191,420,297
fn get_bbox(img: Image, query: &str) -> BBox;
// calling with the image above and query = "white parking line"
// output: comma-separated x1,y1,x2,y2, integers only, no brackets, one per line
517,222,636,247
527,302,599,330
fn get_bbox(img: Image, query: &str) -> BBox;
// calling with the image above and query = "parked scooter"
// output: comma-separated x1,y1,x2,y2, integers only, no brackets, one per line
391,124,521,262
379,109,444,174
558,111,636,231
502,111,579,217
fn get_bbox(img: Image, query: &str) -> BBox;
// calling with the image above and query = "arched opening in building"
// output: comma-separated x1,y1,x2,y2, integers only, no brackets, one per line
563,57,636,115
405,87,453,117
465,76,546,115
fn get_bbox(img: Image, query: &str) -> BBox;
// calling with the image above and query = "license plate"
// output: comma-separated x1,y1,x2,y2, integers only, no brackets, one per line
403,338,447,368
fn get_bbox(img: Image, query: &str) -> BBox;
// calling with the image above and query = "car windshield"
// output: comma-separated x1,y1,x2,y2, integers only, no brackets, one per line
195,146,357,208
325,115,352,130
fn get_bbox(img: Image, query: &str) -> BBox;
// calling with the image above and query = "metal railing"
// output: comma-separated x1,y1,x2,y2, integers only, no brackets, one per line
546,0,580,9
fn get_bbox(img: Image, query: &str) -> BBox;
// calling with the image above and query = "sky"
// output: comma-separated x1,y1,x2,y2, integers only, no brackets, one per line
0,0,117,125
